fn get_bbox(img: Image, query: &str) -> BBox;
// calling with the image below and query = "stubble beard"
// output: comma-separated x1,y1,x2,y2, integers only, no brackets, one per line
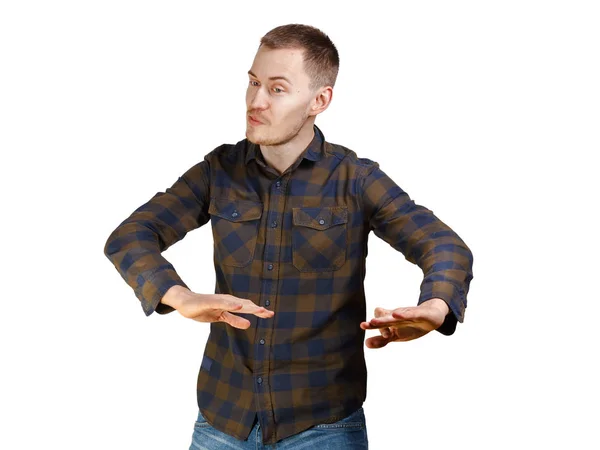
247,111,309,147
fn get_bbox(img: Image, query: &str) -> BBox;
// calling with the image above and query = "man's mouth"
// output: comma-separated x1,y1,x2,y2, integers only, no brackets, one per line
248,115,263,125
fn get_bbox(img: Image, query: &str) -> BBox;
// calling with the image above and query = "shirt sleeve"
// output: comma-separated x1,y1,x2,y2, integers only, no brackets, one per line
103,158,211,316
360,159,474,335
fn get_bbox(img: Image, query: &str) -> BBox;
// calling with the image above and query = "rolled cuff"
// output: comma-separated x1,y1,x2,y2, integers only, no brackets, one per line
417,280,467,336
137,269,189,316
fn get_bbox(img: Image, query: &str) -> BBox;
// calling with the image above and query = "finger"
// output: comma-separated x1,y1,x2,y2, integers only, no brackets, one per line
392,307,422,319
212,298,264,314
220,311,251,329
253,308,275,318
374,306,393,318
206,300,243,311
368,315,398,327
231,299,275,317
360,314,395,329
361,320,399,330
218,295,268,310
364,319,424,331
371,314,418,326
365,335,391,349
234,301,274,317
381,327,391,339
360,321,376,330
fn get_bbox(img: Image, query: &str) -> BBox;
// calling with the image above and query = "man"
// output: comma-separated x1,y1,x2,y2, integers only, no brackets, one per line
104,23,474,449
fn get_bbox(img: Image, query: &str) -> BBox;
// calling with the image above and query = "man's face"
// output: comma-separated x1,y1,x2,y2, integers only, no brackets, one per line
246,46,316,146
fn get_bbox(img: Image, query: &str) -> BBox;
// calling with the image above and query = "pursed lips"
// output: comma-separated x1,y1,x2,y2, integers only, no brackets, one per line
248,115,264,124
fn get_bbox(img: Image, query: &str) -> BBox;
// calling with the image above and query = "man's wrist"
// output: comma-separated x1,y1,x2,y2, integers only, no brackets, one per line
160,284,190,310
421,297,450,316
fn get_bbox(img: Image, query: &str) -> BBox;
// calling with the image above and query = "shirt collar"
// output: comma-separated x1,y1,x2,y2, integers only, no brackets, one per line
245,124,325,165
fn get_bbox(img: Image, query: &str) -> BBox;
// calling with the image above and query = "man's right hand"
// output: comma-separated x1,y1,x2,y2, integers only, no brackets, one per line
160,285,274,329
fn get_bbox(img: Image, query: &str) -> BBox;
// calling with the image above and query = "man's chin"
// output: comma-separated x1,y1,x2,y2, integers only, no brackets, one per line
245,131,258,145
246,130,266,145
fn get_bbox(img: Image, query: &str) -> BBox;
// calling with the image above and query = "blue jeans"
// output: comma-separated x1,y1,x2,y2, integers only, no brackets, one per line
188,407,369,449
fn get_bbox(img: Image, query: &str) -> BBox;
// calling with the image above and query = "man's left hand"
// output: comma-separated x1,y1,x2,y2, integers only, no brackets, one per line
359,298,449,348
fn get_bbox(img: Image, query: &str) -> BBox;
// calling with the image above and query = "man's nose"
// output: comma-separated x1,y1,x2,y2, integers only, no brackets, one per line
249,87,269,110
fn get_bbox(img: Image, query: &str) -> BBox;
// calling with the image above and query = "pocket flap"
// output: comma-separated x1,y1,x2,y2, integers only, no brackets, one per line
292,206,348,230
208,198,263,222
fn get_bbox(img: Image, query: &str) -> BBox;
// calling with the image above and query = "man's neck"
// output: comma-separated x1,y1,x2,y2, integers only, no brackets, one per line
259,122,315,175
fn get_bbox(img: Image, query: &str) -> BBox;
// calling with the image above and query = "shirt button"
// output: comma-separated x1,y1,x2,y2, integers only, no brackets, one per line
257,377,263,384
259,339,265,345
265,300,270,306
271,220,277,228
267,264,273,270
275,181,281,187
231,211,239,218
318,218,325,225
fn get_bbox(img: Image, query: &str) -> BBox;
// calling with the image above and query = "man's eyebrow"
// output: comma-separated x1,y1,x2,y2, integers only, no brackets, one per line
248,70,293,85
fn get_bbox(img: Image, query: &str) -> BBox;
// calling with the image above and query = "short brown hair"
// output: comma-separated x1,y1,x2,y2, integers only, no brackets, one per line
259,24,339,92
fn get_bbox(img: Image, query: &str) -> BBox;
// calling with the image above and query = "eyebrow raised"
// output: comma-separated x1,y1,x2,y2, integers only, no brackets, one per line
248,70,293,85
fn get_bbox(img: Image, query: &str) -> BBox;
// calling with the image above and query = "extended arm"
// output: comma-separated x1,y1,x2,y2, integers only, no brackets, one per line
360,159,474,337
103,159,211,316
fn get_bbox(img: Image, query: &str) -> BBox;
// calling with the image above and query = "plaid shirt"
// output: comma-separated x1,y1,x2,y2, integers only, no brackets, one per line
104,124,474,445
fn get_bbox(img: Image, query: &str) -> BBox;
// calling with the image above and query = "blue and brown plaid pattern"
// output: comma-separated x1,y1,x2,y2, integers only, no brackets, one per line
104,124,474,445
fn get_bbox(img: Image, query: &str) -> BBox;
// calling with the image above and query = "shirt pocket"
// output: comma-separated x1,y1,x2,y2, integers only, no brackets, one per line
208,197,263,267
291,206,348,272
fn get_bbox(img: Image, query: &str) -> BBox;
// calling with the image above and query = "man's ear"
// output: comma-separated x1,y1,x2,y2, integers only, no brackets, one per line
310,87,333,115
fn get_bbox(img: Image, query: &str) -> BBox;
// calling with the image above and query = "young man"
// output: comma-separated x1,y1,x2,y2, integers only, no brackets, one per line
104,23,474,449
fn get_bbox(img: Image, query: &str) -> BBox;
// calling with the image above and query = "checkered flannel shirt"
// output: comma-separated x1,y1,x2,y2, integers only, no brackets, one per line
104,124,474,444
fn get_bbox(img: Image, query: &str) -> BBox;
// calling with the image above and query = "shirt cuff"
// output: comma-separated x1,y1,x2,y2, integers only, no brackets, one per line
136,269,189,316
417,281,467,336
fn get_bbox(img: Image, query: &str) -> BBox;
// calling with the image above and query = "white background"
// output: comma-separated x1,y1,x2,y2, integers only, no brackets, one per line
1,1,598,449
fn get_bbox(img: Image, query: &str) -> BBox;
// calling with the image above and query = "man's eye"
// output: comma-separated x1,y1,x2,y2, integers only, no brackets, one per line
273,87,283,93
249,80,259,86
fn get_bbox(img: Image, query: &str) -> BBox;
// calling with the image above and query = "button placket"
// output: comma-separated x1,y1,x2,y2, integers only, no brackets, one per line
254,173,287,427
